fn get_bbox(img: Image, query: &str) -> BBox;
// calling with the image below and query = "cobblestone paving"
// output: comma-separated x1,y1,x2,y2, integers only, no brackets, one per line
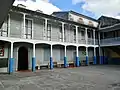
0,65,120,90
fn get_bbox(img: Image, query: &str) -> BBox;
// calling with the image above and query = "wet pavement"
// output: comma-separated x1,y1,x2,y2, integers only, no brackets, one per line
0,65,120,90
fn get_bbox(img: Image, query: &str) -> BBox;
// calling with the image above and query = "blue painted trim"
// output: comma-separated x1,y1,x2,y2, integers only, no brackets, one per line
9,58,14,73
100,56,103,64
64,57,67,68
32,57,36,71
86,56,88,65
76,56,80,67
93,56,97,65
50,57,53,69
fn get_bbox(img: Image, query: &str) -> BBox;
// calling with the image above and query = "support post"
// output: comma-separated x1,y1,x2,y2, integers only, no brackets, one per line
23,13,26,38
64,46,67,68
9,42,14,73
76,25,78,43
76,46,80,67
93,30,96,65
93,47,97,65
62,22,65,42
44,18,47,40
86,47,89,66
98,32,103,64
32,44,36,71
50,45,53,69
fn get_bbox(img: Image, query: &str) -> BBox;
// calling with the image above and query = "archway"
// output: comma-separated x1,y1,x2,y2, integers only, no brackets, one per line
18,46,28,71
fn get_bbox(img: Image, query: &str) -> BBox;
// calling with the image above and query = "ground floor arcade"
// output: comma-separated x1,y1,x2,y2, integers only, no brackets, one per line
0,40,99,73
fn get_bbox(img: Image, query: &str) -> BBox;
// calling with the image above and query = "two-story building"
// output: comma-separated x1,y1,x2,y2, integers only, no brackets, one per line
0,5,99,73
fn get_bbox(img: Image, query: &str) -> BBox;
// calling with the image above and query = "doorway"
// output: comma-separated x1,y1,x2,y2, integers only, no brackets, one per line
18,46,28,71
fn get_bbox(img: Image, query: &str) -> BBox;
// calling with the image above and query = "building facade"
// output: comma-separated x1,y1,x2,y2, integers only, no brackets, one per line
0,6,99,73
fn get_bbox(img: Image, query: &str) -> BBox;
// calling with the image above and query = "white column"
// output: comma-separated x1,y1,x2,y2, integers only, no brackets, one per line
85,28,88,45
93,29,95,45
65,46,66,57
94,47,96,56
11,42,13,58
76,46,78,57
23,13,26,38
45,18,47,39
8,14,10,37
76,26,78,43
51,45,53,57
62,22,65,42
86,47,88,56
33,44,35,57
98,31,101,55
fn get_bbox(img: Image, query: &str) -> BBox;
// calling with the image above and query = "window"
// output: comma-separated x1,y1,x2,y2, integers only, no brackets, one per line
81,31,85,36
87,31,91,38
0,16,8,37
47,24,51,41
25,19,32,39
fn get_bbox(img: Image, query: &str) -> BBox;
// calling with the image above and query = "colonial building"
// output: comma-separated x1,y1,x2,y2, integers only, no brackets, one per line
0,5,99,73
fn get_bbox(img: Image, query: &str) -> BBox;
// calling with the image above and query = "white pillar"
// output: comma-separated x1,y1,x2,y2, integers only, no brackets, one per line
11,42,13,58
33,44,35,57
85,28,88,45
62,22,65,42
23,13,26,38
51,45,53,57
8,14,10,37
86,47,88,56
45,18,47,39
94,47,96,56
76,26,78,43
93,29,95,45
65,46,66,57
76,46,78,57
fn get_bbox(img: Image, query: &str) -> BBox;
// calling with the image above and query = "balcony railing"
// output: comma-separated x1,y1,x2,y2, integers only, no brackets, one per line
100,37,120,46
88,38,94,45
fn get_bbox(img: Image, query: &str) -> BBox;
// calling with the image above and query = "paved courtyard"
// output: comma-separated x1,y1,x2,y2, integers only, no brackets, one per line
0,65,120,90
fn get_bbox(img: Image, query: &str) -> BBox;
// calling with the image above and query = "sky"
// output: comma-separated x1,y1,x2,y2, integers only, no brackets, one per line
14,0,120,19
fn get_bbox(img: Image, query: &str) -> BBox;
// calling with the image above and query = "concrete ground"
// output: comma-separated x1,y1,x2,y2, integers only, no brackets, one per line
0,65,120,90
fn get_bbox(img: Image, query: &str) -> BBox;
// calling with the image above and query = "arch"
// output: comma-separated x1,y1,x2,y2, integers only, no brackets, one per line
78,46,86,48
88,21,94,27
35,43,51,46
0,39,11,43
52,44,65,46
66,44,76,47
77,17,84,24
14,41,33,44
18,46,28,71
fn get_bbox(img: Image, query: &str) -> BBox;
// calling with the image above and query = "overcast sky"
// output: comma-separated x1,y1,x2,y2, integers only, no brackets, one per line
14,0,120,19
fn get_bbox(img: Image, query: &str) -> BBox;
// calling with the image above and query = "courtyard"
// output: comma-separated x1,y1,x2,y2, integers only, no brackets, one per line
0,65,120,90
